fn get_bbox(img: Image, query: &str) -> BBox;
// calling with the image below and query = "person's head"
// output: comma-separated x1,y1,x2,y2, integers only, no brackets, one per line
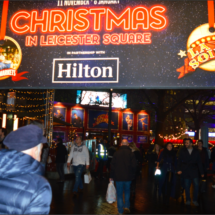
121,139,129,146
0,128,7,137
3,125,46,162
183,138,188,145
154,143,161,152
74,113,77,117
56,138,63,145
184,138,193,148
75,136,82,145
129,142,139,151
165,142,173,151
197,140,203,148
57,109,61,114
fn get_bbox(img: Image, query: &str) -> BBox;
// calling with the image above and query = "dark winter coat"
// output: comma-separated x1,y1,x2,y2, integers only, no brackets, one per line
211,148,215,162
56,143,68,163
133,150,142,177
0,149,52,214
110,145,137,181
178,147,204,179
198,147,209,171
157,150,177,197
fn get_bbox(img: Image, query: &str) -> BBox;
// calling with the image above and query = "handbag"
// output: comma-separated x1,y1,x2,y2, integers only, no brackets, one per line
200,179,207,193
84,171,92,184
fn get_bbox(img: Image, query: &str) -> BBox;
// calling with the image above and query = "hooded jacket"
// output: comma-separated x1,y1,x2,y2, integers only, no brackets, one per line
0,149,52,214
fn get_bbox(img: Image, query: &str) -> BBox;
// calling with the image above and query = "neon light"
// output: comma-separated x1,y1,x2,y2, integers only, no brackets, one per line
10,11,30,34
10,6,167,34
40,34,100,46
132,7,149,30
150,6,167,30
30,10,49,33
106,8,130,31
74,9,90,32
67,9,74,32
49,10,66,32
89,8,106,31
103,33,152,45
25,35,38,46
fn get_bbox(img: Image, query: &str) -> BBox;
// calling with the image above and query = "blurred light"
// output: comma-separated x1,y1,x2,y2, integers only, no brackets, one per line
13,115,19,131
2,114,6,128
186,131,195,136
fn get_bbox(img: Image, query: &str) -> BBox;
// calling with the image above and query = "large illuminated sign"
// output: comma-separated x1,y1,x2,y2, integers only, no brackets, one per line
10,6,167,47
10,7,167,34
0,0,214,89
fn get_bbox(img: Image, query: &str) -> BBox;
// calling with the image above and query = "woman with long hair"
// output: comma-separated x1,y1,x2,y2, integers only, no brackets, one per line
156,142,177,205
148,144,161,176
129,142,142,198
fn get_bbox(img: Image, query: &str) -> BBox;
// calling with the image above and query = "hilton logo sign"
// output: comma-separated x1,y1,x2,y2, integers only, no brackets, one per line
52,58,119,83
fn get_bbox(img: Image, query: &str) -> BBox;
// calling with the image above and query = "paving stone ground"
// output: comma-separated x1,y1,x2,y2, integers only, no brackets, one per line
49,164,215,214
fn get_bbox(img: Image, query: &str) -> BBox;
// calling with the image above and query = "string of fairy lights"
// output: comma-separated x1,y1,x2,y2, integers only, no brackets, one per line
0,89,54,120
158,127,189,140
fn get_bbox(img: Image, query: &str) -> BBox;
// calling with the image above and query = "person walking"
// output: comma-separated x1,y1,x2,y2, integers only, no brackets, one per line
106,144,116,175
0,125,52,214
177,138,204,206
148,143,161,176
211,147,215,188
56,138,68,182
129,142,142,198
110,139,137,215
176,139,186,195
197,140,209,178
40,143,50,176
67,136,90,197
156,142,177,205
95,139,108,179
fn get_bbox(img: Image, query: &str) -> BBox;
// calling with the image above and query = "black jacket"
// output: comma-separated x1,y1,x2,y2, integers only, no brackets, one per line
178,147,204,179
110,146,137,181
211,148,215,162
56,143,67,163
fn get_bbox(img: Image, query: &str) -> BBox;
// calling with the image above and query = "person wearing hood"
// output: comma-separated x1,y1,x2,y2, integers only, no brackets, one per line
156,142,177,206
0,125,52,214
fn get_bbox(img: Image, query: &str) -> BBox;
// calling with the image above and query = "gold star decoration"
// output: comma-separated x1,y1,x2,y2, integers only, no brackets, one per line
178,50,187,58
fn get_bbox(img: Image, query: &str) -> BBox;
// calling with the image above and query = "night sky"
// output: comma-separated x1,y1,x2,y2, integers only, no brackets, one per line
0,0,213,89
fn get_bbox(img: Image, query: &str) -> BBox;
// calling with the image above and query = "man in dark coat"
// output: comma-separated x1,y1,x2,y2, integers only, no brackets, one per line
0,125,52,214
56,138,68,182
177,138,204,206
110,139,137,215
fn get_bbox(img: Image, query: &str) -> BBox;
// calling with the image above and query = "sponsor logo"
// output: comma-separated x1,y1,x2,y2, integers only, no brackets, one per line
177,24,215,79
52,58,119,83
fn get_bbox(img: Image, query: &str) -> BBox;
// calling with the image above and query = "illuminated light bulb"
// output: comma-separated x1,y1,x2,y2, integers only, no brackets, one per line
212,36,215,40
201,38,205,42
207,37,211,41
196,41,200,45
192,44,196,48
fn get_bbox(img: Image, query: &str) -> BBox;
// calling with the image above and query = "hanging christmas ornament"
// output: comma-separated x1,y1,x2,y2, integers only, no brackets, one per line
177,0,215,78
0,1,28,82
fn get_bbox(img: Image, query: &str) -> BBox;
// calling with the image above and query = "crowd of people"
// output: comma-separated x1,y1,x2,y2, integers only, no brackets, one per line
0,124,215,214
